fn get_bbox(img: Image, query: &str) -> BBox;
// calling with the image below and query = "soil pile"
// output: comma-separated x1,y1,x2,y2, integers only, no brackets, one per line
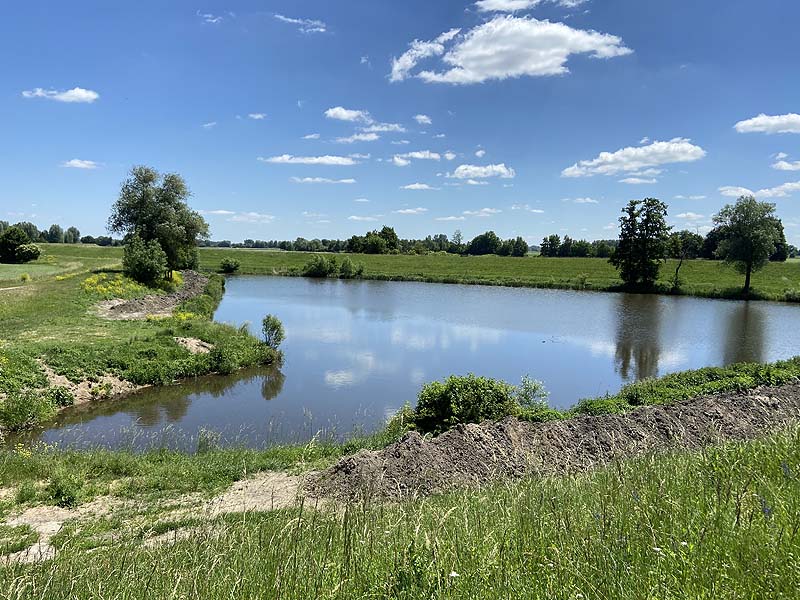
97,271,208,320
309,383,800,501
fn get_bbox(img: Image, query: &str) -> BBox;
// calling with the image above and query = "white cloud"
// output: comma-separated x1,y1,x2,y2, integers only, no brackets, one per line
511,203,544,213
394,150,441,165
259,154,358,166
603,222,617,231
392,139,411,145
464,207,502,217
619,177,657,184
639,136,650,144
393,207,429,215
475,0,587,11
274,14,327,34
61,159,99,169
436,216,466,221
335,132,380,144
434,133,446,138
562,138,706,177
302,133,321,140
362,122,406,133
466,179,489,186
674,194,707,200
199,209,236,216
450,163,515,179
402,183,438,190
392,156,411,167
197,11,223,24
571,197,599,204
475,149,486,158
354,198,370,203
325,106,372,123
444,151,457,161
775,152,788,160
675,212,704,220
719,182,800,199
202,121,217,129
291,177,356,184
734,113,800,134
391,16,631,85
773,159,800,171
348,215,378,222
348,153,371,159
21,87,99,103
248,113,267,120
414,114,432,125
227,212,276,224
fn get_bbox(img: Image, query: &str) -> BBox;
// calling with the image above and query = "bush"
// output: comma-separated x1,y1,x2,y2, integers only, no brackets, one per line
219,258,240,274
302,255,338,277
339,257,364,279
15,244,41,263
123,235,168,285
0,226,31,263
413,374,518,434
46,386,75,407
46,470,83,508
19,273,30,283
261,314,285,349
0,390,57,430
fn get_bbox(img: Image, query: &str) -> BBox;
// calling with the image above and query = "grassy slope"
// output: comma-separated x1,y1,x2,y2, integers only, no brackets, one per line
0,244,277,430
197,247,800,301
2,428,799,599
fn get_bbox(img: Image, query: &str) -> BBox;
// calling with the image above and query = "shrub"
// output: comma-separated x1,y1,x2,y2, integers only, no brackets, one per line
261,314,285,349
0,226,31,263
0,390,57,430
219,258,240,274
413,374,518,434
339,257,365,279
19,273,30,283
14,481,38,505
46,386,75,407
302,255,337,278
46,470,83,508
123,235,168,285
15,244,41,263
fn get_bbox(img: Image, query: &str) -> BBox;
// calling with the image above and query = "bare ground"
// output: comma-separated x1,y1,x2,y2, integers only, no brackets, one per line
308,383,800,501
95,270,208,320
41,363,144,406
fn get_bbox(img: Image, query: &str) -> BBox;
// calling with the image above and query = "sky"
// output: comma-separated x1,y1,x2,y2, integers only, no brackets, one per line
2,0,799,245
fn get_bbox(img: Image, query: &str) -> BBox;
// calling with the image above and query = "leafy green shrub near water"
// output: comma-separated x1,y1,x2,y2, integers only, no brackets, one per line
122,235,168,285
301,254,364,279
15,244,41,263
219,258,240,273
261,314,285,349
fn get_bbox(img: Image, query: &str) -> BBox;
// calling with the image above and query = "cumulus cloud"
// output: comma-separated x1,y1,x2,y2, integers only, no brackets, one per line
444,151,457,161
734,113,800,134
336,132,380,144
274,14,327,34
22,87,99,103
248,113,267,120
562,138,706,178
354,198,370,203
61,159,99,169
391,16,631,85
436,216,466,221
259,154,358,166
199,210,236,216
393,156,411,167
450,163,516,179
229,212,276,224
675,212,704,220
414,114,432,125
402,183,438,190
291,177,357,184
475,149,486,158
202,122,217,129
362,122,406,133
392,150,441,167
719,182,800,199
464,208,502,217
511,204,545,213
571,197,599,204
393,207,428,215
619,177,657,184
773,159,800,171
197,11,223,24
674,194,707,200
325,106,373,123
475,0,588,11
302,133,321,140
348,215,379,222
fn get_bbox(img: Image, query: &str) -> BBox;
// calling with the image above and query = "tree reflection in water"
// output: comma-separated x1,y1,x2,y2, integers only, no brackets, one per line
614,294,663,381
723,302,765,365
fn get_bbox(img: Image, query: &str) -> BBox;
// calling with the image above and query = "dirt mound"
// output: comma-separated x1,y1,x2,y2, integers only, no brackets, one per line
96,271,208,320
308,383,800,501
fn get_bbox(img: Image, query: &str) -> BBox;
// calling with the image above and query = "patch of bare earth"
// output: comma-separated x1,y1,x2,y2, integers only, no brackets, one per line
308,383,800,501
175,337,213,354
96,270,208,320
40,363,143,406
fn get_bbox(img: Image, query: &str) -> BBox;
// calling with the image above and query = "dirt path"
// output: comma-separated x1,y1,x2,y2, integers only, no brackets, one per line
308,383,800,501
96,270,208,320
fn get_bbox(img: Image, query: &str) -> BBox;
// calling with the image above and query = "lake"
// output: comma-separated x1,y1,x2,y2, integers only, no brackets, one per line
17,276,800,449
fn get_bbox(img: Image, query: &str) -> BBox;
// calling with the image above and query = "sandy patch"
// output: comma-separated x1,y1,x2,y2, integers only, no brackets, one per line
95,271,208,320
40,363,143,406
175,337,213,354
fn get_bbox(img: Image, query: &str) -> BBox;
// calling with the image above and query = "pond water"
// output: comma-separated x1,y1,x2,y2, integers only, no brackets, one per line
16,276,800,450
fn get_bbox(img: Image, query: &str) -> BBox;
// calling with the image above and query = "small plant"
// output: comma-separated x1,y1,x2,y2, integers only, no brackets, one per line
15,244,41,263
122,235,168,285
19,272,31,283
339,257,365,279
0,390,57,430
46,385,75,407
219,257,241,274
261,314,285,349
46,470,83,508
14,481,38,505
302,255,338,278
196,428,221,454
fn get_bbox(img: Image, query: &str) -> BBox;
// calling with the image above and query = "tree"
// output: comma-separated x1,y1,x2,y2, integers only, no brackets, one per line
511,236,529,257
65,227,81,244
668,230,703,260
571,239,591,258
769,219,789,262
592,240,613,258
0,221,8,235
713,196,783,294
261,315,285,349
540,234,560,257
0,226,31,263
378,226,400,252
558,235,574,257
13,222,40,242
610,198,670,287
701,226,723,259
789,244,798,259
364,232,388,254
467,231,501,255
46,224,64,244
108,166,209,275
122,235,168,285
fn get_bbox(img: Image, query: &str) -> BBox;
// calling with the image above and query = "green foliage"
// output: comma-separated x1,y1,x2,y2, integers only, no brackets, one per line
108,165,209,271
301,255,338,277
0,524,38,554
668,230,704,259
364,233,388,254
46,469,84,508
610,198,670,287
714,196,784,292
122,235,168,285
338,256,364,279
261,314,285,349
46,386,75,407
0,226,31,263
467,231,502,255
219,257,240,273
0,390,57,430
413,374,518,434
14,243,41,263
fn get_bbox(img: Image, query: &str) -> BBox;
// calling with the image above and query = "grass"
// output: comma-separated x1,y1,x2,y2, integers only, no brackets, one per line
0,245,278,431
196,247,800,302
2,428,799,599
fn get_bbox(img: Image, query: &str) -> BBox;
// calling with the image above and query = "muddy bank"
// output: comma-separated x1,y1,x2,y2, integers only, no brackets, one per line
96,270,208,320
309,383,800,501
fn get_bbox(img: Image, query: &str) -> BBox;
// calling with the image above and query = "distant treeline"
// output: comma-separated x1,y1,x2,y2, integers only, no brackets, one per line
200,227,532,256
0,221,123,247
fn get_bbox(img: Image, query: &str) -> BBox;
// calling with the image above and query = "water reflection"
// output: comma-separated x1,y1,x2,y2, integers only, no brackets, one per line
614,294,663,381
723,302,765,365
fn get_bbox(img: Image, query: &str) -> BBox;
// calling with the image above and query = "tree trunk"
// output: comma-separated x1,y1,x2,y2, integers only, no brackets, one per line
744,263,752,295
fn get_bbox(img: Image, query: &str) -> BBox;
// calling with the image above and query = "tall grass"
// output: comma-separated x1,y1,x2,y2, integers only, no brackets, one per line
3,428,799,599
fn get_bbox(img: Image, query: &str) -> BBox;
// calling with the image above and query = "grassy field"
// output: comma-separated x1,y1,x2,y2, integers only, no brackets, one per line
0,244,277,431
197,247,800,301
2,427,798,599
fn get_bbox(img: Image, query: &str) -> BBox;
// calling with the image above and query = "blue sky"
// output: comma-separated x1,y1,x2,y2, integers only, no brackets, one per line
2,0,799,245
